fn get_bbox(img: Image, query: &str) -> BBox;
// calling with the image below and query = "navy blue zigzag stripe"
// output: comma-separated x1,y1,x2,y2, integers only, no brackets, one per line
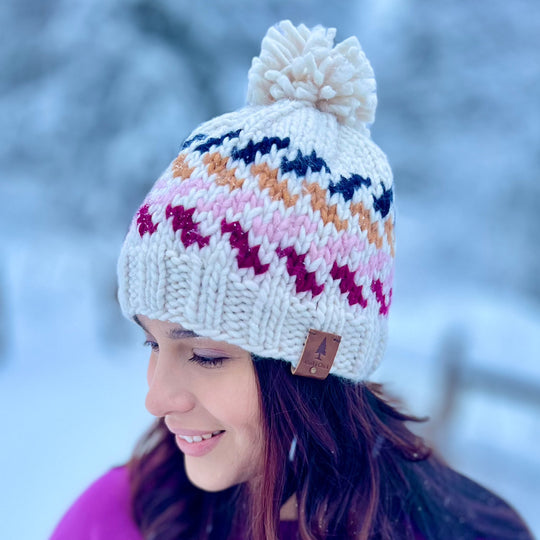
230,136,290,164
372,184,393,218
181,133,207,150
328,174,372,202
193,129,242,153
281,149,331,176
185,132,389,214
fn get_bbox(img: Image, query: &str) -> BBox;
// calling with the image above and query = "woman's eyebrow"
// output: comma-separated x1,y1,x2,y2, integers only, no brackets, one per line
167,328,200,339
133,315,147,332
132,315,199,339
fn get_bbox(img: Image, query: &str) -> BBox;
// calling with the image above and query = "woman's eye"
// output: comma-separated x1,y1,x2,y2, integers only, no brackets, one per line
188,354,225,368
143,340,159,352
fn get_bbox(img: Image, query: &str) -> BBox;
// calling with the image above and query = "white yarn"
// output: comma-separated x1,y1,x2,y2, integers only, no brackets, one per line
247,20,377,129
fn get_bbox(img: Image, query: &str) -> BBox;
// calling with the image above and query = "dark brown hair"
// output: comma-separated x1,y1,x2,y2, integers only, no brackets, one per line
128,357,532,539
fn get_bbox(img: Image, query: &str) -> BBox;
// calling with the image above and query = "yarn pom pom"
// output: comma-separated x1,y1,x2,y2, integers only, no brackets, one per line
247,20,377,130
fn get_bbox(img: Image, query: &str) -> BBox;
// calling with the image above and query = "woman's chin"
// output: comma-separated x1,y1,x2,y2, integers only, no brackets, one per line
184,459,238,492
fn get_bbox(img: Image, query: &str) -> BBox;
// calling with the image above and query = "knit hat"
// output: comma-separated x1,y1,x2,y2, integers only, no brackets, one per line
117,21,395,381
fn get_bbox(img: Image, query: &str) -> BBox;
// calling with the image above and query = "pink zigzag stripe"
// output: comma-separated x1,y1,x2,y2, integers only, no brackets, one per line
152,174,170,192
191,188,391,279
307,240,390,277
145,173,392,279
147,176,209,206
251,209,318,241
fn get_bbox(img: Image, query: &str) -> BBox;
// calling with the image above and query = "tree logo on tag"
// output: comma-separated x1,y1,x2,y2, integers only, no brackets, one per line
316,338,327,359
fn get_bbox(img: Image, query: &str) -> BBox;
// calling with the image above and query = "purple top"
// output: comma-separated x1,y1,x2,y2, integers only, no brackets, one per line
50,466,299,540
50,467,141,540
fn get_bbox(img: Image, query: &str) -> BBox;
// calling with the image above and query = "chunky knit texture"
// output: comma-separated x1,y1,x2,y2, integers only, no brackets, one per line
117,21,395,381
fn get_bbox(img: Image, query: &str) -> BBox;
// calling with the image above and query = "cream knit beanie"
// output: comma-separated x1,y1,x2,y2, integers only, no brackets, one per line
118,21,394,381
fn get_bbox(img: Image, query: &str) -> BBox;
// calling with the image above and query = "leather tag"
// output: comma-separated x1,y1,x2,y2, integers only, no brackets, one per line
291,329,341,380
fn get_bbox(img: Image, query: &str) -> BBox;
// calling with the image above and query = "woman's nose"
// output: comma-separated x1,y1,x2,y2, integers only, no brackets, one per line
145,354,196,418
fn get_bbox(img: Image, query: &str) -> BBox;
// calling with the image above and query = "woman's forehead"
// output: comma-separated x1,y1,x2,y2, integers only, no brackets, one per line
134,314,197,335
134,314,248,352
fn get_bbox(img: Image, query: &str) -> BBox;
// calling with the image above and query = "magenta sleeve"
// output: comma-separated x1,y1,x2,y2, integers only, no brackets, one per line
49,466,142,540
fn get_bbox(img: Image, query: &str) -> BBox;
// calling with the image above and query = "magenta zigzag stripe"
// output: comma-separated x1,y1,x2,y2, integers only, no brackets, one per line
145,172,393,280
276,246,325,296
137,205,159,236
136,201,392,314
221,220,270,275
165,204,210,248
371,279,392,315
330,262,368,308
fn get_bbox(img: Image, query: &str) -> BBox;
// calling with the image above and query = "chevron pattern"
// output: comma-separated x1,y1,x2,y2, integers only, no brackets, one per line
135,132,394,316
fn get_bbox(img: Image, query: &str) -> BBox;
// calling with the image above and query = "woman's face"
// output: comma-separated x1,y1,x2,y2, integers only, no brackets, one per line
136,315,264,492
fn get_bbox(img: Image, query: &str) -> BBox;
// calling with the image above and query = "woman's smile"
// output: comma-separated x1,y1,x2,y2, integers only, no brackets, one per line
174,431,226,457
175,430,224,443
164,421,226,455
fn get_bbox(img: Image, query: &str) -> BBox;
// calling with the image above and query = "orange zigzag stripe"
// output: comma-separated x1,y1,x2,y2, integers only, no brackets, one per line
203,152,244,189
384,219,395,258
251,163,299,208
171,154,195,179
173,153,394,253
302,182,349,232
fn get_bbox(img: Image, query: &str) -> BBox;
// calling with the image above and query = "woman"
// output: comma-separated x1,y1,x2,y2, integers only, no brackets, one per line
51,21,533,540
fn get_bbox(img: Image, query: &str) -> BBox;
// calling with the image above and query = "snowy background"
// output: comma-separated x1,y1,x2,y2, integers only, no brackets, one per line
1,0,539,538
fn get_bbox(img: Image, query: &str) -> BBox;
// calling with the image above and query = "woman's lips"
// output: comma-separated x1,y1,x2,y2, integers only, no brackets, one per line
175,431,225,457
